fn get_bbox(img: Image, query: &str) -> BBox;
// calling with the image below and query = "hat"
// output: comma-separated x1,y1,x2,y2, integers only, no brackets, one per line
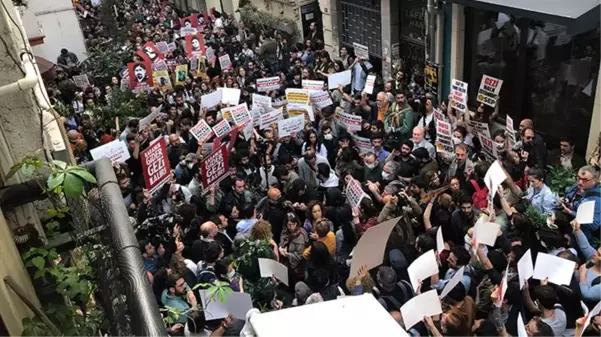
412,147,430,160
184,153,198,162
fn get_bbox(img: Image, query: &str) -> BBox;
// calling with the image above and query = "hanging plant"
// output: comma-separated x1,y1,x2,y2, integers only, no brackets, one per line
546,165,577,197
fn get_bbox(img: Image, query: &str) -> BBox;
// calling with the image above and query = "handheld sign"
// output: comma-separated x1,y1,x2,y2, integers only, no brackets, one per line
141,138,170,194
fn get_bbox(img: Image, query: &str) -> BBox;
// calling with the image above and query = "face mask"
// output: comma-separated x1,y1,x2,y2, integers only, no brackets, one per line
365,163,376,169
227,270,236,279
452,136,462,145
324,134,333,140
187,163,194,169
495,142,506,150
382,171,391,180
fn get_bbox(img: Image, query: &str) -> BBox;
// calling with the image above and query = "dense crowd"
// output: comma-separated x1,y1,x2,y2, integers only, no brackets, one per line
44,0,601,336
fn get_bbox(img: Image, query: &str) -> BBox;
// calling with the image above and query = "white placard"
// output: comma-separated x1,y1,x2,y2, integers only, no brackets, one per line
407,250,439,292
328,70,352,90
256,76,281,92
90,140,130,164
218,54,232,71
189,119,214,143
401,290,443,329
258,258,289,286
212,119,232,137
533,252,576,286
363,75,376,94
349,217,400,277
517,249,533,290
220,87,241,106
199,289,229,320
252,94,272,109
353,42,369,60
335,110,361,131
230,103,251,126
477,75,503,108
277,116,305,138
484,160,507,199
224,292,253,320
309,90,333,108
575,200,595,224
259,107,283,130
517,313,527,337
450,79,468,113
583,301,601,333
201,90,222,109
346,178,366,209
351,134,373,154
436,227,445,253
440,266,465,299
474,220,500,247
302,80,325,92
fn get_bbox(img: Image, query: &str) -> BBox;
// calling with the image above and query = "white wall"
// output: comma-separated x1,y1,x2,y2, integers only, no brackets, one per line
22,0,87,62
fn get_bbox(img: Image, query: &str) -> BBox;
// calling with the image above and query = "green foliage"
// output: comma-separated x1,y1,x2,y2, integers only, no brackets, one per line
546,165,577,197
238,3,299,39
91,87,148,133
9,155,103,336
525,205,547,230
234,239,276,282
82,40,130,87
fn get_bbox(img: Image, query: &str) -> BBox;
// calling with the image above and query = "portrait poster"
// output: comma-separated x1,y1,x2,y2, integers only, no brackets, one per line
137,42,163,64
185,33,206,57
127,61,153,90
153,70,172,91
174,64,188,86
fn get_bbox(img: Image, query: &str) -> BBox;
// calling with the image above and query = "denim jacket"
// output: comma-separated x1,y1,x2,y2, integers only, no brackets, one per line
527,184,557,216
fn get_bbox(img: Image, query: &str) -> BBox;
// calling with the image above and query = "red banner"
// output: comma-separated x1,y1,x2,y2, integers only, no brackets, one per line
141,138,171,194
200,143,230,190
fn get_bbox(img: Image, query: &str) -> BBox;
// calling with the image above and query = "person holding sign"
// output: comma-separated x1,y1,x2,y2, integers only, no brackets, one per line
314,51,336,80
562,166,600,241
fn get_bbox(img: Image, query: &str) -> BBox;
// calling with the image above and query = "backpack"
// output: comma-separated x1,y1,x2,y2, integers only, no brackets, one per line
379,280,415,310
470,180,489,209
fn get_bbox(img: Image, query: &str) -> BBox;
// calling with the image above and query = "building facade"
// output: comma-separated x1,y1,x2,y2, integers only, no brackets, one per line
320,0,600,158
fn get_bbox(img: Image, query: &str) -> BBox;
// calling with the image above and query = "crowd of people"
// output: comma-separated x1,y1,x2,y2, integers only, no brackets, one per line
44,0,601,336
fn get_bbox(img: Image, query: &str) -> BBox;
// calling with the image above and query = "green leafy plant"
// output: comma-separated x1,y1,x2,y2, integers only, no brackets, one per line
7,155,103,336
546,165,577,197
91,87,148,133
525,205,547,230
238,3,299,39
234,239,276,283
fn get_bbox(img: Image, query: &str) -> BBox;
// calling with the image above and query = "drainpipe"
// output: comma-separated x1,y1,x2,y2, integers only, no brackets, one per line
426,0,438,61
0,2,74,164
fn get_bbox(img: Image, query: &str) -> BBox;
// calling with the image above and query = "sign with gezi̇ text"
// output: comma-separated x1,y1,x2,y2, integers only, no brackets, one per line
200,143,230,190
450,79,468,113
477,75,503,108
141,137,170,194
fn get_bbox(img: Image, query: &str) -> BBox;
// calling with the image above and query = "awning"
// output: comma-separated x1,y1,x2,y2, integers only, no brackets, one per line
35,56,55,75
446,0,600,35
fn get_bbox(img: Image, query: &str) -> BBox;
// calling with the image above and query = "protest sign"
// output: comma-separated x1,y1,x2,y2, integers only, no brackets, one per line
151,60,168,71
328,70,352,89
251,106,265,127
180,15,199,28
287,103,315,122
450,79,468,113
120,79,130,91
433,108,446,122
309,90,333,108
212,119,232,137
212,125,240,152
533,252,576,286
349,217,400,277
351,134,373,154
407,250,439,292
477,75,503,107
167,42,177,52
189,119,214,143
256,76,281,92
258,258,289,286
505,115,516,147
260,108,283,130
219,54,233,71
435,120,454,153
440,266,465,299
174,64,188,86
252,94,272,109
363,75,376,94
424,61,439,96
201,90,222,109
467,120,491,138
517,249,533,290
185,33,205,57
199,144,230,190
401,290,442,329
72,75,90,88
353,42,369,60
575,200,596,224
155,41,169,54
285,88,310,105
346,178,367,209
479,134,497,162
230,103,251,126
137,42,163,63
141,138,170,194
220,88,241,105
278,116,305,138
302,80,325,92
180,27,197,37
335,109,361,131
153,70,172,91
90,140,130,164
127,61,154,91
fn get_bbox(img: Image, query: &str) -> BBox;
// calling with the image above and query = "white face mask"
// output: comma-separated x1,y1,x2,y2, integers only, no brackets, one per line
452,136,462,145
365,163,376,169
382,171,391,180
227,270,236,279
187,163,194,169
495,141,506,150
323,134,333,140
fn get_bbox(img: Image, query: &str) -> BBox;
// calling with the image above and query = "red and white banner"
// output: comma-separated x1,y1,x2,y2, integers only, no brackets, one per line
200,144,230,190
141,138,171,194
309,91,333,108
435,120,454,153
302,80,324,92
212,119,232,137
260,108,283,130
190,119,214,143
230,103,251,126
335,109,361,131
256,77,281,92
219,54,233,71
346,178,367,209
